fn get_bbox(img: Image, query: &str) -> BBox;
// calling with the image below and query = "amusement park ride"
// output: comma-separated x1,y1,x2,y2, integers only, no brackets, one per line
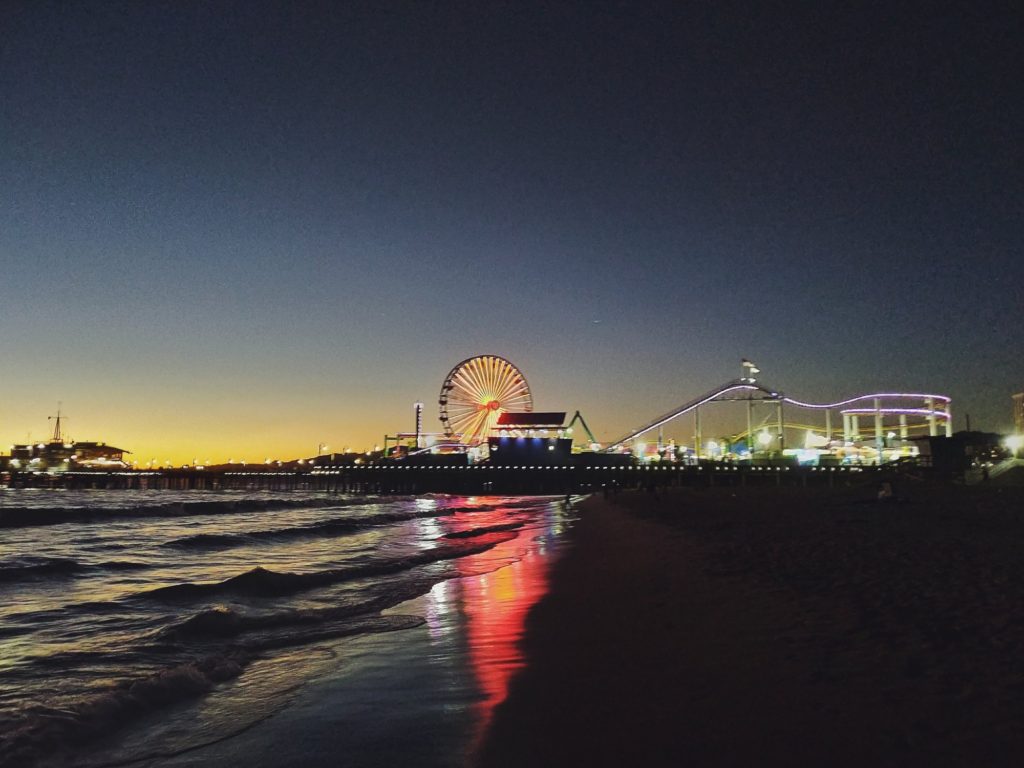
383,355,953,466
439,355,534,444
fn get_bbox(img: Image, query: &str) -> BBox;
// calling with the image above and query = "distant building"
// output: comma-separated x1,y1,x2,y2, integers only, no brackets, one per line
9,409,130,471
1014,392,1024,433
70,442,129,466
488,411,572,465
8,441,130,471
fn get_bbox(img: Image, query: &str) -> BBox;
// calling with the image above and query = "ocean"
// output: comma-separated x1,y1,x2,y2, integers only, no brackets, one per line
0,489,572,767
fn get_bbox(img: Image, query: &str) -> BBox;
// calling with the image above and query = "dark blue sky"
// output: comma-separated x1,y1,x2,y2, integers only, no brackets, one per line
1,1,1021,458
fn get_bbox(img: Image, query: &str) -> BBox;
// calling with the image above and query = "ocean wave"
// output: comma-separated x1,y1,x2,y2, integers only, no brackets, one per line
0,557,151,585
0,600,121,629
242,613,424,653
0,624,35,640
142,532,519,601
445,503,509,514
0,556,85,582
0,496,376,529
160,587,430,643
0,495,547,766
443,500,553,515
442,520,527,539
0,611,426,767
0,654,247,768
160,606,247,638
97,560,150,571
29,649,121,669
161,507,455,551
161,532,245,550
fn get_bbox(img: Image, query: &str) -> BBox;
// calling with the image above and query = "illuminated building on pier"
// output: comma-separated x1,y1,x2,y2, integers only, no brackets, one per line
5,408,130,471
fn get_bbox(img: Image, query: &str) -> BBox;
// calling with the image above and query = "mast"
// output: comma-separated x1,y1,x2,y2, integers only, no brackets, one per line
48,403,67,444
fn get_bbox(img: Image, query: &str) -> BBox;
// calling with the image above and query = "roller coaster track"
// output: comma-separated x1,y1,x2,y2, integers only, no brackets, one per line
606,380,953,451
606,379,781,451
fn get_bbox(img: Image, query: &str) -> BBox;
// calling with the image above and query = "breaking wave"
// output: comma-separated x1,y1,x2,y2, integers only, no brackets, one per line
143,532,518,601
0,654,247,767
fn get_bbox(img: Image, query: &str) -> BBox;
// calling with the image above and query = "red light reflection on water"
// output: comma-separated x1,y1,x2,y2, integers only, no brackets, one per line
440,504,558,748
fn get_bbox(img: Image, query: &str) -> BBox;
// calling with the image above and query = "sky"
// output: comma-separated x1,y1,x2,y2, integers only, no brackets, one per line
1,1,1021,463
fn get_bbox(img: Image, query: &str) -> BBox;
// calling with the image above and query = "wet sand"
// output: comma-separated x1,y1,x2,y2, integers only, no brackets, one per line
478,483,1024,767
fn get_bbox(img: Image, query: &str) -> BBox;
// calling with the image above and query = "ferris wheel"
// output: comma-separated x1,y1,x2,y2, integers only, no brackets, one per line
439,355,533,445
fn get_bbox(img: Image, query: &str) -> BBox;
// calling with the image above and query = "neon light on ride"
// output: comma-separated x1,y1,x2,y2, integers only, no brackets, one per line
782,393,951,409
607,378,952,452
839,408,951,418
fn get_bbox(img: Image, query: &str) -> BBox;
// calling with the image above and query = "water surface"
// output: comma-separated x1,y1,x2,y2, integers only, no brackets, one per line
0,489,572,767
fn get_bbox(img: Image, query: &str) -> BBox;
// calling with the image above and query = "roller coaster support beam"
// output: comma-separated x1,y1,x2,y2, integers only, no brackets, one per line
747,399,754,454
566,411,597,445
875,398,884,462
777,400,785,452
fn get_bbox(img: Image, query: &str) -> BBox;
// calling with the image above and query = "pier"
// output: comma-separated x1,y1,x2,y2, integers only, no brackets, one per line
4,462,894,495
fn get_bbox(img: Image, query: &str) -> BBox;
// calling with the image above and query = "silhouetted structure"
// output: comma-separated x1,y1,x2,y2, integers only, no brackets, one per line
912,431,1004,473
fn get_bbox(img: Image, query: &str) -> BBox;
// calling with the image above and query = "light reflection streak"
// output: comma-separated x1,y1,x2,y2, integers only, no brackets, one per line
424,500,563,753
423,580,453,640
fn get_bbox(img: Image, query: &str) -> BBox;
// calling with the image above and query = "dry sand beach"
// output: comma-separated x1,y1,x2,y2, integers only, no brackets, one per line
478,482,1024,767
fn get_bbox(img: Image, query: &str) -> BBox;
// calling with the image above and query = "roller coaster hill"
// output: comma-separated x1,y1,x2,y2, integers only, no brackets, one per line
602,373,955,468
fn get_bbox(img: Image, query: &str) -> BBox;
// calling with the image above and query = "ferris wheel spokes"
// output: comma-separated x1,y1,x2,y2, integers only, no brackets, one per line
438,355,534,445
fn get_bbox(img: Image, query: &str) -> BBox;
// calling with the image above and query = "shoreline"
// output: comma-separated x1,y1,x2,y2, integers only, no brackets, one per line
478,484,1024,767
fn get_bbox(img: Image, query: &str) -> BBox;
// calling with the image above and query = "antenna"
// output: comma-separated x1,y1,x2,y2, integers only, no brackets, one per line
48,403,67,444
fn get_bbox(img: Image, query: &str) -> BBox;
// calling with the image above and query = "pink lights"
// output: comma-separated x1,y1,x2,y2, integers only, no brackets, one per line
609,377,953,451
783,393,951,409
840,407,951,418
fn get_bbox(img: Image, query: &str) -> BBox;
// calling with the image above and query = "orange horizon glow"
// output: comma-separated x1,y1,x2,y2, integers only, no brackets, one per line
1,430,399,467
0,392,434,466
